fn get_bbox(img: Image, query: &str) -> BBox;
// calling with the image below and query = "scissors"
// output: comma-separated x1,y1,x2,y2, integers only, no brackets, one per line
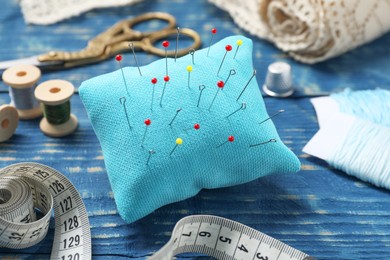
0,12,201,73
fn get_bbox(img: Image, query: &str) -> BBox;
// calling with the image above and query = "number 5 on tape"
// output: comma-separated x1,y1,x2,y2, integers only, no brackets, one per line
0,162,91,260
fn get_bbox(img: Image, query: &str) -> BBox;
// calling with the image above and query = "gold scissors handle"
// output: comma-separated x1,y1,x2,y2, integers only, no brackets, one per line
37,12,201,68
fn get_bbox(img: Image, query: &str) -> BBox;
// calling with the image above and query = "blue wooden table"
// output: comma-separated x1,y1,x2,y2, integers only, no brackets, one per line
1,0,390,259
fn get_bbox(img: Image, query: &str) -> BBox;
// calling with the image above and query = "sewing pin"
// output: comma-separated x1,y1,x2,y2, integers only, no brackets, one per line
184,123,200,132
141,118,151,147
207,28,217,57
115,55,130,96
236,69,256,101
174,27,180,62
233,39,243,59
169,108,182,126
129,42,142,76
151,78,157,111
160,76,170,107
170,138,183,156
208,80,224,111
217,45,232,76
189,49,195,65
259,110,285,125
186,65,193,89
223,69,236,90
249,139,276,148
119,97,131,129
197,84,206,108
225,102,246,118
146,150,156,165
162,40,170,76
216,135,234,148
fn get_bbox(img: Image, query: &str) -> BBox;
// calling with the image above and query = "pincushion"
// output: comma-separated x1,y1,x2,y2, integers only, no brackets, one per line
79,35,300,223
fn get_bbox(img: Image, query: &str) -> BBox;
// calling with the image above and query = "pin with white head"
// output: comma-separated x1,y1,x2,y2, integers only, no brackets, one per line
236,69,256,101
141,118,151,147
259,110,285,125
146,149,156,165
150,77,157,111
216,135,234,148
170,138,183,157
0,105,18,142
160,75,170,107
186,65,193,89
207,28,217,57
162,41,170,76
249,139,276,148
217,45,232,76
189,49,195,65
197,84,206,108
225,102,246,118
208,80,224,111
233,39,243,59
119,97,132,129
169,108,182,126
129,42,142,76
115,55,130,96
174,27,180,62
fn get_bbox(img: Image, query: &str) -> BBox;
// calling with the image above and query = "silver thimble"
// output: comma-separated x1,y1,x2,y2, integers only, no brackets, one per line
263,62,294,97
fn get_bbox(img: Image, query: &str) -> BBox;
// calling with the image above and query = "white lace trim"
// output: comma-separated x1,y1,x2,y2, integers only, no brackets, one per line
20,0,142,25
209,0,390,63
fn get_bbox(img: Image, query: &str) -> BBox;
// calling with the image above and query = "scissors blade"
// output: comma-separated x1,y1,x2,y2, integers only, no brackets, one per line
0,56,63,74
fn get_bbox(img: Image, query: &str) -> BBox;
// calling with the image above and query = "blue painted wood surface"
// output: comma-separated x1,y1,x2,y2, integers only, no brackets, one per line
1,0,390,259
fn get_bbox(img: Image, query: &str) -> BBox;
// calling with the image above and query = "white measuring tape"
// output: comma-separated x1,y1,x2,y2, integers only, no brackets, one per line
150,215,316,260
0,162,91,259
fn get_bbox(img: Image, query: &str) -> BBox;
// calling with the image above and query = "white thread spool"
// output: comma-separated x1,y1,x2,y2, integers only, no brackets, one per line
2,64,43,119
0,105,18,142
34,79,78,137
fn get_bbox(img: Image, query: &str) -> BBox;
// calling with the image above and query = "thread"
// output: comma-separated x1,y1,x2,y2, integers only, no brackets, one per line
9,86,39,110
42,101,71,125
328,119,390,189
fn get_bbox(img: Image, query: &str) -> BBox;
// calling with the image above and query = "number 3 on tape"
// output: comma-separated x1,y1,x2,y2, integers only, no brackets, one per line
0,162,91,260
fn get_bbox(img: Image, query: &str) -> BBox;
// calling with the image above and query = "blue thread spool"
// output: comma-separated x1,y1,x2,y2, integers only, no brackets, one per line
0,105,18,142
34,80,78,137
2,65,43,120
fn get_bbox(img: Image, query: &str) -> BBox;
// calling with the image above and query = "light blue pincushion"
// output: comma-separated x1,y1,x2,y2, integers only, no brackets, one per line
79,36,301,223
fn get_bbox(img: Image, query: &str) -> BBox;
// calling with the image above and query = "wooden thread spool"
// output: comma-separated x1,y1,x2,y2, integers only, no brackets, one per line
34,80,78,137
2,64,43,120
0,105,19,142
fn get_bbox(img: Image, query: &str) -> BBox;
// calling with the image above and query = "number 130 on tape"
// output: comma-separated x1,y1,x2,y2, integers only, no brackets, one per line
150,215,316,260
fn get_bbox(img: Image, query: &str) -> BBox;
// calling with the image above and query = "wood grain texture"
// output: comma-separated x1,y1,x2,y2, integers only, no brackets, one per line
1,0,390,259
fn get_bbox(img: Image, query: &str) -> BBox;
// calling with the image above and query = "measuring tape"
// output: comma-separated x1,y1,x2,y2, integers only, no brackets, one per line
0,162,91,259
150,215,316,260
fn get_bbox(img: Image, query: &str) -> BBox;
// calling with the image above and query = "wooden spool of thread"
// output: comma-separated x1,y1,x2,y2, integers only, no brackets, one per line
34,79,78,137
0,105,19,142
2,64,43,120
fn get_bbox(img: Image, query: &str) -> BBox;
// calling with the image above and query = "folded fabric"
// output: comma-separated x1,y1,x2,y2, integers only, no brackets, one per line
20,0,141,25
79,35,301,223
304,88,390,190
209,0,390,63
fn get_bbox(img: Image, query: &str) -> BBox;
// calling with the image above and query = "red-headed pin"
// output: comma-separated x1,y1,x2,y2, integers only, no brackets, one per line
207,28,217,57
116,55,130,96
184,123,200,132
150,77,157,111
208,80,224,111
141,118,151,147
216,135,235,148
162,40,170,76
217,45,232,76
160,75,170,107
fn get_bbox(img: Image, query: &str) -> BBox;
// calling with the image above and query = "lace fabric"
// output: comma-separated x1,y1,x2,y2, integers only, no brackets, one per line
20,0,142,25
209,0,390,63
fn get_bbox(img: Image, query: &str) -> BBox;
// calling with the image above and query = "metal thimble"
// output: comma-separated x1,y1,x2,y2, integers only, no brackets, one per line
263,62,294,97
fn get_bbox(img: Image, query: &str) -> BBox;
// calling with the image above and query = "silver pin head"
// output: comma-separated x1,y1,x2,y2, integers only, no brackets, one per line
263,62,294,98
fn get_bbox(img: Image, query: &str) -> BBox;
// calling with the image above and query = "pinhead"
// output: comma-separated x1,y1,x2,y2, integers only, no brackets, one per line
164,75,170,82
162,41,170,48
211,28,217,34
217,80,225,88
228,135,235,142
194,123,200,130
144,119,151,126
225,45,232,51
115,55,122,62
186,65,193,72
237,39,243,46
176,138,183,145
151,78,157,84
263,62,294,97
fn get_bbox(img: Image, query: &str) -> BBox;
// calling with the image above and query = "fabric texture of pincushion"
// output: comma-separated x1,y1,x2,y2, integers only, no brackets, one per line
79,35,301,223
